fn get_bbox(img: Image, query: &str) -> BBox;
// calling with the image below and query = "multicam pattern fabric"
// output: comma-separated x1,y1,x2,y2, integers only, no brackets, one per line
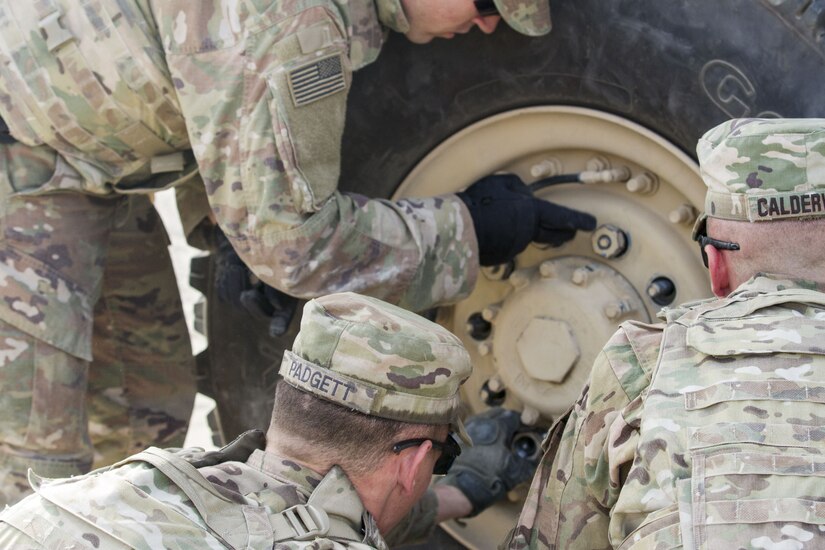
0,432,435,549
0,149,195,507
697,118,825,223
283,292,472,430
509,275,825,549
0,0,479,313
494,0,552,36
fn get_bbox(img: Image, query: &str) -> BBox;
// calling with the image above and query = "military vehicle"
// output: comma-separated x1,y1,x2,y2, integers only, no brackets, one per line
189,1,825,547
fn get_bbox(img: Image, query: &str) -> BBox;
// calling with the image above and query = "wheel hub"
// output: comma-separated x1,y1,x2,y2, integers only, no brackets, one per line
482,257,648,421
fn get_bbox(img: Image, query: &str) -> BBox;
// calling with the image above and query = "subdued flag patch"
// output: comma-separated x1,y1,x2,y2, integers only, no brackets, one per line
288,54,347,107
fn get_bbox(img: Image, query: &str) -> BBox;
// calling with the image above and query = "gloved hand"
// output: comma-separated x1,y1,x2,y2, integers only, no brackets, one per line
174,430,266,468
457,174,597,266
239,283,299,337
436,408,538,517
214,230,251,307
213,230,298,337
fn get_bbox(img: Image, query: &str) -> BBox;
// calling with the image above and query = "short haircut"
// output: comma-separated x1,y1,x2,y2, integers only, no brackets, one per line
268,381,439,476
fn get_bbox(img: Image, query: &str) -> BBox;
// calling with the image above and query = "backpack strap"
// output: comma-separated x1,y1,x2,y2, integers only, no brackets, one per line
127,448,364,547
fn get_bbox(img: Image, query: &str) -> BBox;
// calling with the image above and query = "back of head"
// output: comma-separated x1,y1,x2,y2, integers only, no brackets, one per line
694,118,825,283
269,292,472,474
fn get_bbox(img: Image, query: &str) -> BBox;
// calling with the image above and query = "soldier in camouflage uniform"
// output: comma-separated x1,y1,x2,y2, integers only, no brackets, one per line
0,292,536,549
507,118,825,549
0,0,597,506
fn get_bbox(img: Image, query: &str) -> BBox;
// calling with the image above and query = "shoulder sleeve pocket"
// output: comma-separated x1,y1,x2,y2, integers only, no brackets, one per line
267,40,350,213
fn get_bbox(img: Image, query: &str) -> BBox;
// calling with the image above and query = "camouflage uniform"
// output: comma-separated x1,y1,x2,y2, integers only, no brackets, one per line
0,0,551,504
509,119,825,549
0,291,473,548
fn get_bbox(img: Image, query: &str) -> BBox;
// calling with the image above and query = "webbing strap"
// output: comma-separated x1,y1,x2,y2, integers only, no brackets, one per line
126,448,357,547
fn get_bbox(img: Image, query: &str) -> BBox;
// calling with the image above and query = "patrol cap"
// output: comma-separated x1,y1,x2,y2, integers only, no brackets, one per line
278,292,473,443
693,118,825,239
493,0,552,37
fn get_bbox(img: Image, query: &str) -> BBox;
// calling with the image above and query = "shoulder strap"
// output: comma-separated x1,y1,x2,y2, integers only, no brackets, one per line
127,449,363,546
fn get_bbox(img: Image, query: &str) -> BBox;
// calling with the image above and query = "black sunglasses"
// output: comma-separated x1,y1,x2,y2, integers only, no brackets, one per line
474,0,500,17
693,229,740,268
392,433,462,475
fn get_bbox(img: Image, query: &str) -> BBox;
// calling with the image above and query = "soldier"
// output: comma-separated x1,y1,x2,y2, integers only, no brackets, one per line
506,118,825,549
0,0,595,505
0,292,535,549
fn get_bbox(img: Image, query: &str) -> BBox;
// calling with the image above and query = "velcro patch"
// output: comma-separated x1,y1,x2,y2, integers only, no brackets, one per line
287,54,347,107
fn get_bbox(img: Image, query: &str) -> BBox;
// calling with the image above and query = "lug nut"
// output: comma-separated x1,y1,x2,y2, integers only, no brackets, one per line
604,299,634,321
480,379,506,406
626,172,659,195
669,204,697,225
508,269,530,289
482,305,501,322
571,266,592,286
481,260,515,281
539,260,557,278
530,157,562,178
591,224,628,259
647,277,676,306
586,155,611,172
477,342,492,356
487,376,504,392
521,406,540,426
466,312,492,341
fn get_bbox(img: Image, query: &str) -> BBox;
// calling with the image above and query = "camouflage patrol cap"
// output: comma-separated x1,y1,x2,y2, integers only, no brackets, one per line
278,292,473,443
494,0,552,36
693,118,825,238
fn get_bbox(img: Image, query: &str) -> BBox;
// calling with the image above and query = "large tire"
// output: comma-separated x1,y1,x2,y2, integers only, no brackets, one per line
199,1,825,547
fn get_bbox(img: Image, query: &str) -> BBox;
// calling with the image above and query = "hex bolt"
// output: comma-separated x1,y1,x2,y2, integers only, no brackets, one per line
482,304,501,322
586,155,611,172
466,312,492,341
591,224,628,259
604,299,634,321
626,172,660,195
539,260,557,278
579,166,631,184
521,406,540,426
669,204,697,225
530,157,562,178
571,266,591,286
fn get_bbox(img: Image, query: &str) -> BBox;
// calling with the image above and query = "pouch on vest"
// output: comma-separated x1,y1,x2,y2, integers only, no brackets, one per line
675,290,825,549
265,9,350,213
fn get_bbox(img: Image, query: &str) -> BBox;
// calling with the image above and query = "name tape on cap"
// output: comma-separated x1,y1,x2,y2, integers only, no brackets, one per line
280,351,377,414
748,191,825,221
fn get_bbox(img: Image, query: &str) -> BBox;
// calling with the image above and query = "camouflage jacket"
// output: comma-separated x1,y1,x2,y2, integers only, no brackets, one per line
0,0,477,311
0,435,438,549
508,274,825,549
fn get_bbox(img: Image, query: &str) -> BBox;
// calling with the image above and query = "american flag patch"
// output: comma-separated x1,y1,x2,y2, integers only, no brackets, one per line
287,54,347,107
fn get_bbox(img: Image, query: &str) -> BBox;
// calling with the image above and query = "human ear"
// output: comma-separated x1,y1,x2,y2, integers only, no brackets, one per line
398,440,432,494
706,244,731,297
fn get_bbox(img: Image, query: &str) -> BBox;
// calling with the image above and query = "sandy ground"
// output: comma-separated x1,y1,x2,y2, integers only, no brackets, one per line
154,189,218,451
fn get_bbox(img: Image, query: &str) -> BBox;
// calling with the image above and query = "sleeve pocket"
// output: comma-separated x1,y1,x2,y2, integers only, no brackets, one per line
266,47,350,213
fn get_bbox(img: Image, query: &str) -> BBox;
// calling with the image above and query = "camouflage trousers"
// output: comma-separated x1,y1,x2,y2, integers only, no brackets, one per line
0,142,196,506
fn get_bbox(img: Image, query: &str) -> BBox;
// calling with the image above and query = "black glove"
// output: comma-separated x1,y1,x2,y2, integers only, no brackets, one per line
457,174,597,266
214,231,252,307
436,408,538,517
213,230,298,337
239,283,299,337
